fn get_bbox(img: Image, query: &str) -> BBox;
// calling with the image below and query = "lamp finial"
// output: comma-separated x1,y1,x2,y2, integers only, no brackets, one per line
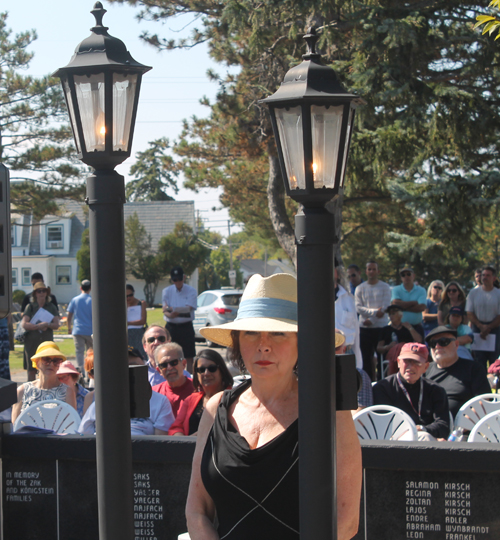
91,2,108,34
302,27,321,61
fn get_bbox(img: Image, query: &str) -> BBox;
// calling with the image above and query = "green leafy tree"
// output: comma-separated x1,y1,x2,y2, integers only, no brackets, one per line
126,138,179,201
157,222,209,279
475,0,500,40
124,213,166,306
0,12,85,219
76,229,91,282
110,0,500,280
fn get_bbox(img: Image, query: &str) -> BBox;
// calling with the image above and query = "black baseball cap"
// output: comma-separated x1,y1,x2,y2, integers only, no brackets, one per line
171,266,184,280
386,304,403,313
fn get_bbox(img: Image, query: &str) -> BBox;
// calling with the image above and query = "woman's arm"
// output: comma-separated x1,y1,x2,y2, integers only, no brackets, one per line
83,391,94,415
186,392,223,540
22,315,39,332
12,384,25,423
437,309,444,326
49,316,60,331
65,384,77,411
336,411,362,540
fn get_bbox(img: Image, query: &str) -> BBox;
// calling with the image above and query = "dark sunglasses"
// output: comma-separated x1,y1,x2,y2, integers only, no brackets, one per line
195,365,219,374
126,293,134,298
447,288,458,293
172,278,181,282
429,337,455,349
41,357,63,365
88,369,94,376
433,285,442,289
158,359,180,369
400,272,412,277
146,335,167,344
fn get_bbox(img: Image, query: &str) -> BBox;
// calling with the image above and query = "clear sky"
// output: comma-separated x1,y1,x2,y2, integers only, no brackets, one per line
5,1,238,235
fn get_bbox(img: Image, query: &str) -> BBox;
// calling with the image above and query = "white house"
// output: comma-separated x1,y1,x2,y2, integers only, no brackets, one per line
11,199,197,306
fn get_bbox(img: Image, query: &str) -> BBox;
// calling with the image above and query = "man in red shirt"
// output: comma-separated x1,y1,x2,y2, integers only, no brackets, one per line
152,342,194,416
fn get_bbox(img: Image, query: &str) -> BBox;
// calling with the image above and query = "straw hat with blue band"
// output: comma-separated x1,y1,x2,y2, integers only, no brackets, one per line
200,273,298,348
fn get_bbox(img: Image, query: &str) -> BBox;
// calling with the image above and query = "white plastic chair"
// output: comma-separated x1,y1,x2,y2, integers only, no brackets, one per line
13,399,81,434
353,405,418,441
468,410,500,443
454,393,500,432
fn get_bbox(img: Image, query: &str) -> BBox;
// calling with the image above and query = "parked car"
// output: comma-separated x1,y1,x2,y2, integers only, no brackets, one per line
193,288,242,347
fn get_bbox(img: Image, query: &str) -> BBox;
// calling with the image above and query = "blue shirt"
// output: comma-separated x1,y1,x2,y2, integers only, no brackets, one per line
391,284,427,325
67,292,93,336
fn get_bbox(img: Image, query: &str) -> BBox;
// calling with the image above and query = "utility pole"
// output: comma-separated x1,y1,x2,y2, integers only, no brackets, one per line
228,220,236,287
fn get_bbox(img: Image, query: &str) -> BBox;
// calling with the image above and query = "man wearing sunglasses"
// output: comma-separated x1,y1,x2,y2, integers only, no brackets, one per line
152,342,194,416
373,342,450,441
162,266,197,373
424,326,491,418
390,266,426,340
142,325,171,386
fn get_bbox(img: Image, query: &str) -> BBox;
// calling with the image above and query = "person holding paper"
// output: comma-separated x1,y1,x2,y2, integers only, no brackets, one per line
466,265,500,370
21,282,60,381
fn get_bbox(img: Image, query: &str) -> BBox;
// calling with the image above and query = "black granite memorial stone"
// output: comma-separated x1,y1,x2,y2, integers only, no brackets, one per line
354,469,499,540
3,459,57,540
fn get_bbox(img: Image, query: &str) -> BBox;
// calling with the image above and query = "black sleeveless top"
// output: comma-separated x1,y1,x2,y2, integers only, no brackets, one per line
201,380,299,539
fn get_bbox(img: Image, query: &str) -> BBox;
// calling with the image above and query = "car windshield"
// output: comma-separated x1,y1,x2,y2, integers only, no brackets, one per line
222,294,242,307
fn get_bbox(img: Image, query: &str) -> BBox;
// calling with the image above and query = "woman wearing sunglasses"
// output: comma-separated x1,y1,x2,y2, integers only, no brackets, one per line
12,341,77,423
422,280,445,336
168,350,233,436
437,281,467,326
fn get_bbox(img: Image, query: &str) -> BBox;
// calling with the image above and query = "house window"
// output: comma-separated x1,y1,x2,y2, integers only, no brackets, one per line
12,269,18,287
47,225,64,249
22,268,31,286
56,266,71,285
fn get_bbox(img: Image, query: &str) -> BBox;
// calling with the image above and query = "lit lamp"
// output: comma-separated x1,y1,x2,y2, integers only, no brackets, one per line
53,4,151,540
262,27,361,540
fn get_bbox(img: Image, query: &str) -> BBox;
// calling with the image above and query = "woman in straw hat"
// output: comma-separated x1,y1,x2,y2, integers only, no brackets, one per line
22,282,60,382
12,341,77,423
186,273,362,540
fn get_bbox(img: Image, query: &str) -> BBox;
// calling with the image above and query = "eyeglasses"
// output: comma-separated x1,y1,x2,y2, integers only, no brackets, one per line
349,274,357,278
429,337,455,349
88,369,94,376
126,293,133,298
433,285,442,290
401,358,426,367
35,289,48,294
172,278,181,282
400,272,412,277
158,359,180,369
41,357,63,365
447,288,458,293
195,364,219,374
146,335,167,344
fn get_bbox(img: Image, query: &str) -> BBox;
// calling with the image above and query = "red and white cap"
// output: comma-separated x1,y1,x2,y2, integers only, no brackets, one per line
398,343,429,364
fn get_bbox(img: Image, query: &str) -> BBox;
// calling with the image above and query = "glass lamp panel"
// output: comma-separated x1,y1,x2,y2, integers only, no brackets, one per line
339,107,355,188
62,79,82,154
311,104,344,189
275,106,305,190
113,73,138,151
73,73,106,152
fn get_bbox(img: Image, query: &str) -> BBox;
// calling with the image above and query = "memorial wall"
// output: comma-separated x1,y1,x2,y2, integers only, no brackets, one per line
2,435,499,540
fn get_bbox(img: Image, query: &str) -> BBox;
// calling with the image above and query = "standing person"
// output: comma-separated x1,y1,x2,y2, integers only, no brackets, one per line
355,261,392,380
186,273,362,539
347,264,363,295
474,268,483,288
335,265,362,369
422,280,444,336
466,265,500,369
391,266,426,338
0,315,11,380
162,266,197,373
373,343,450,441
67,279,93,376
21,282,60,382
152,342,195,417
142,325,171,386
126,284,147,360
437,281,467,326
21,272,59,313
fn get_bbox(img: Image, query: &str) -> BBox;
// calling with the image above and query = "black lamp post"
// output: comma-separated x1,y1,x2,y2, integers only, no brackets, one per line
262,27,360,540
53,3,151,539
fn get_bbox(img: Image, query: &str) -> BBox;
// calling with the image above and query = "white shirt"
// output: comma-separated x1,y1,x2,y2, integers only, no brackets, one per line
355,280,392,328
78,391,175,435
335,285,362,369
162,283,197,324
466,287,500,322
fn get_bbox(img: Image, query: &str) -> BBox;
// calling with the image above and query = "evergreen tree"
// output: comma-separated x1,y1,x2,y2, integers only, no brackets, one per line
0,13,85,219
76,229,91,282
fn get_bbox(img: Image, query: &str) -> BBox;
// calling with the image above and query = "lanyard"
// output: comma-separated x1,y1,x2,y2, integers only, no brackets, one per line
397,372,423,421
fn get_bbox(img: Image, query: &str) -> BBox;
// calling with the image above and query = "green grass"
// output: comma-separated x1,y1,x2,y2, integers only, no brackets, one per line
10,308,165,373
